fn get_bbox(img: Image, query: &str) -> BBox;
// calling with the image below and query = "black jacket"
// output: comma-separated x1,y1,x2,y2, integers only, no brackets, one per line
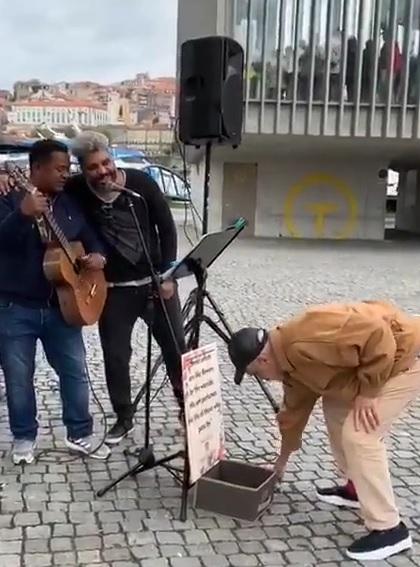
65,169,178,283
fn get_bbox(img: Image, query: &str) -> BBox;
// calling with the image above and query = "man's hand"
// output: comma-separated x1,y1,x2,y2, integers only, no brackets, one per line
353,395,380,433
160,280,176,300
20,191,49,217
79,253,106,271
273,451,290,480
0,173,14,196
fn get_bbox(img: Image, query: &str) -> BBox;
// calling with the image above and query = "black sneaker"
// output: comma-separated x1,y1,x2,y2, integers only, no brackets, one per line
346,522,412,561
105,419,134,445
316,482,360,509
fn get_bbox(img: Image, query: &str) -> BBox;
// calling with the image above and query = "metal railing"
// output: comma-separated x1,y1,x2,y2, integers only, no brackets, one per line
230,0,420,138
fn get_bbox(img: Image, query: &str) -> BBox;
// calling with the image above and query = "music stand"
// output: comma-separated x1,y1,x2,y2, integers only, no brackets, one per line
130,222,279,416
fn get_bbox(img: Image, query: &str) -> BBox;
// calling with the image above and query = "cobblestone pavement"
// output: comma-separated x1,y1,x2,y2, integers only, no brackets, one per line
1,236,420,567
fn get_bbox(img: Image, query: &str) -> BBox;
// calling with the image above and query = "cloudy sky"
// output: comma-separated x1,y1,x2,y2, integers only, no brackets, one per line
0,0,178,90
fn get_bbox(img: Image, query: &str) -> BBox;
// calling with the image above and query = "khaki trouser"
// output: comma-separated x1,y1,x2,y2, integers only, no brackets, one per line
322,360,420,531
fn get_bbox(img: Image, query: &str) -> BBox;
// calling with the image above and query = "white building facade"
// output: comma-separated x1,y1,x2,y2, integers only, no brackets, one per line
178,0,420,240
8,99,108,128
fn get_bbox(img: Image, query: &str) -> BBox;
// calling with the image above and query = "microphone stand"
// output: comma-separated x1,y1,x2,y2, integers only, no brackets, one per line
96,190,190,521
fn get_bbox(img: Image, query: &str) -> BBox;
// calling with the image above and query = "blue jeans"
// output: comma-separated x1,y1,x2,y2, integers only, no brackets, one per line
0,300,93,441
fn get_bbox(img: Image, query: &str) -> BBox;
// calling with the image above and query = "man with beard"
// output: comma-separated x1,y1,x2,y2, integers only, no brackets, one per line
66,132,186,444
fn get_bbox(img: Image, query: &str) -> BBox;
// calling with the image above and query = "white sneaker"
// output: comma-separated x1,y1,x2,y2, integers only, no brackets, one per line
12,439,36,465
65,435,111,460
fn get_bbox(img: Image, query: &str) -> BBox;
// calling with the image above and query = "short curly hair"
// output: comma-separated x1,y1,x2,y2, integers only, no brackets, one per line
71,131,110,166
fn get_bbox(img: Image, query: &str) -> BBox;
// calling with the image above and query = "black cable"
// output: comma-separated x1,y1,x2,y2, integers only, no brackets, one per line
35,337,109,464
173,118,201,244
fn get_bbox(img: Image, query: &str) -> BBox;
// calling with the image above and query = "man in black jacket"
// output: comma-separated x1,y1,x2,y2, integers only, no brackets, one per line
68,132,186,444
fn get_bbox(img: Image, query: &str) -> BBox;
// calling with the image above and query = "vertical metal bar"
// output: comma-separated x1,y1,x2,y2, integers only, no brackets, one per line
413,56,420,137
305,0,317,134
290,0,302,133
382,0,398,137
398,0,414,138
336,0,349,134
350,0,365,137
368,0,382,137
321,0,334,134
244,0,252,131
275,0,286,133
259,0,269,133
232,0,238,34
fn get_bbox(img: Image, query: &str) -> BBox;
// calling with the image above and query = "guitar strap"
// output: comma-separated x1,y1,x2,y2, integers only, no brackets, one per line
35,200,53,243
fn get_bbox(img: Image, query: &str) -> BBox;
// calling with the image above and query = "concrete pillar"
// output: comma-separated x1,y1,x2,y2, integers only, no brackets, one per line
395,170,420,234
177,0,229,47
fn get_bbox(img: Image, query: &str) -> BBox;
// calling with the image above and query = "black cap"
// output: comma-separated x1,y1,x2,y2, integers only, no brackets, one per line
228,327,268,385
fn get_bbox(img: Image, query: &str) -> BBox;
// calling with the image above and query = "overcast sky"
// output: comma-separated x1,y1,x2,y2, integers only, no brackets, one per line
0,0,178,90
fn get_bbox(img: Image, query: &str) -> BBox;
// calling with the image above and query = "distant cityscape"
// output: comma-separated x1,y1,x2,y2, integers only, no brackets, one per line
0,73,177,152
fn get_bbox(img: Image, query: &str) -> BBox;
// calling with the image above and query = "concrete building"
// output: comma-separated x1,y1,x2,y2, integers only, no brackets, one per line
178,0,420,239
8,97,108,127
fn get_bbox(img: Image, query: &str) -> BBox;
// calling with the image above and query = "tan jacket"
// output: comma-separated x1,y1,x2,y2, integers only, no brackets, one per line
269,301,420,452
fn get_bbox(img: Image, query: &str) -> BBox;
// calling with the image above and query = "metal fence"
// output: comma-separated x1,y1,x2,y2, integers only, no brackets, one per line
230,0,420,138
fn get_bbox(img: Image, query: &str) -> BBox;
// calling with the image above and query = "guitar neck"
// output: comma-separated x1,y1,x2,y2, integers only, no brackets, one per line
43,208,77,265
4,164,78,266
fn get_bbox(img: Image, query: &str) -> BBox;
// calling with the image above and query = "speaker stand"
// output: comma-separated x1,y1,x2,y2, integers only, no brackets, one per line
202,141,212,235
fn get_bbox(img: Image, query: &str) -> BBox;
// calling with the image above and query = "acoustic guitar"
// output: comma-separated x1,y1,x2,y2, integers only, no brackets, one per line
4,162,107,327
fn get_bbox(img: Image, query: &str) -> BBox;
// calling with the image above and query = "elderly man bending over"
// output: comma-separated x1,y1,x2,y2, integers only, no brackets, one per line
228,300,420,561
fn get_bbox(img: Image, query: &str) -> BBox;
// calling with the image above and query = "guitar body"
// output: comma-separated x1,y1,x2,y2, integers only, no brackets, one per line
43,241,107,326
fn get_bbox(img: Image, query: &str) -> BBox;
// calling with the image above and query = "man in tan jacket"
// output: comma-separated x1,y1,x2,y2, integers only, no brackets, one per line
228,300,420,562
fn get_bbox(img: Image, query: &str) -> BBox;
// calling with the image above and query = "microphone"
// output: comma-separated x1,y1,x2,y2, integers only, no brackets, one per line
107,181,143,200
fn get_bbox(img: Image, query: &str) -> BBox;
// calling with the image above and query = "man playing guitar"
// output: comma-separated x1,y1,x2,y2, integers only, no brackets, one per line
0,139,110,464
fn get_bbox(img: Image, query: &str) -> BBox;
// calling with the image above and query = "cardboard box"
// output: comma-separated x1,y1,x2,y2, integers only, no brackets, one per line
193,459,277,522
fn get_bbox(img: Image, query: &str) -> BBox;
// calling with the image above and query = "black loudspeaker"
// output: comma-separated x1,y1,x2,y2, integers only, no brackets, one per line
178,36,244,147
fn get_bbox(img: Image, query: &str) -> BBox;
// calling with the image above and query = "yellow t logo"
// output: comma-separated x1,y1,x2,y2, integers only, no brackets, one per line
306,202,338,237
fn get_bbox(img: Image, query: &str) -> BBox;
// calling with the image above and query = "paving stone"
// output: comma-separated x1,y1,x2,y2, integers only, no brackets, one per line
50,538,73,552
24,554,53,567
52,551,77,565
76,550,102,564
0,528,22,541
156,531,184,544
74,536,102,551
258,552,286,565
202,556,229,567
14,512,41,526
103,548,132,561
228,555,259,567
140,560,170,567
25,540,50,553
131,545,160,560
0,540,21,554
285,550,317,564
207,529,236,542
170,558,201,567
0,556,21,567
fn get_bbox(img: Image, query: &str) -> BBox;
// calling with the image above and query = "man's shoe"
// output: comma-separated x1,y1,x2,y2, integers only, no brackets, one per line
12,439,36,465
346,522,412,561
65,435,111,460
316,481,360,509
105,419,134,445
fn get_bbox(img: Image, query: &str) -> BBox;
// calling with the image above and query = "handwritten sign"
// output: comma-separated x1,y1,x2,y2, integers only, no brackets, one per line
182,343,225,484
